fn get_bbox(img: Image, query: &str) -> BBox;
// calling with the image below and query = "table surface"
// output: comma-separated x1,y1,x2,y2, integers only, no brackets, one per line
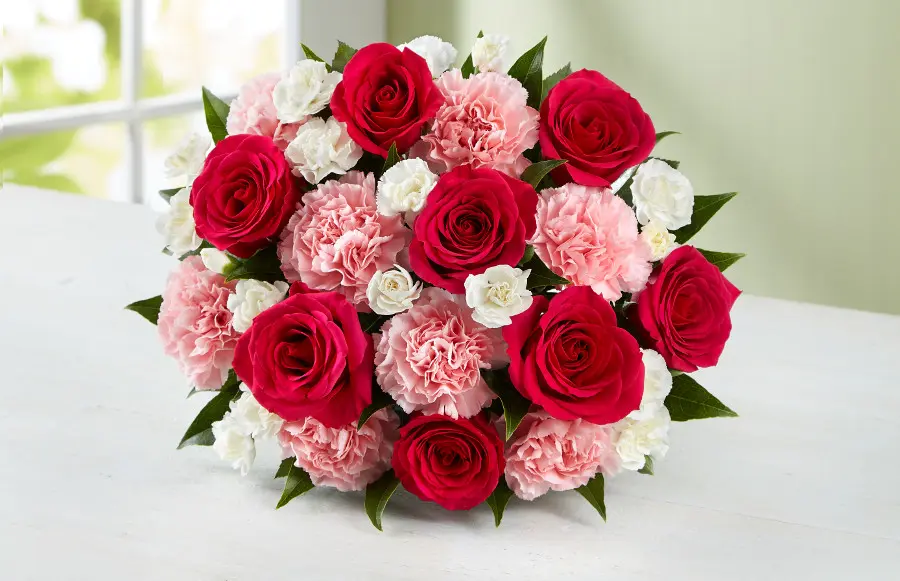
2,186,899,580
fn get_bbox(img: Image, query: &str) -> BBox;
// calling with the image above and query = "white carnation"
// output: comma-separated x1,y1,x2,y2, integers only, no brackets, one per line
640,219,678,261
273,59,342,122
631,159,694,230
164,132,210,182
229,385,284,440
614,406,671,471
156,187,201,256
632,349,673,417
472,33,510,73
464,265,533,328
211,415,256,476
227,279,289,333
376,158,438,223
367,266,422,315
398,35,458,77
284,117,363,184
200,248,233,274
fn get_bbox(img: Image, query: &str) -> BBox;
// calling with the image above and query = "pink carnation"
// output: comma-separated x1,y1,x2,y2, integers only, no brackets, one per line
421,70,538,176
375,288,506,418
157,256,240,391
505,411,621,501
278,172,409,306
532,183,652,301
278,409,399,492
226,72,302,149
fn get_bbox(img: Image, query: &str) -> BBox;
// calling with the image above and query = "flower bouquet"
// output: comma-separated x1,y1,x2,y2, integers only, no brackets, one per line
128,33,742,530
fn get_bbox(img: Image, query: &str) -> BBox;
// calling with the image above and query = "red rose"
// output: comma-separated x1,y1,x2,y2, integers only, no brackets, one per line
331,43,442,156
540,70,655,188
232,291,372,427
409,165,538,294
504,286,644,425
632,246,741,372
392,414,504,511
191,134,302,258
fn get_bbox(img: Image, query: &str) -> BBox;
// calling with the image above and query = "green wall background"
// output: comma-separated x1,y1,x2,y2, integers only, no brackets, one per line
388,0,900,315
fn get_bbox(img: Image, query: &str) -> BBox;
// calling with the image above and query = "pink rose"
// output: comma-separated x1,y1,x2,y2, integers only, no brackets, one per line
278,172,410,306
278,409,399,492
421,70,539,176
532,183,652,301
157,256,240,390
505,411,621,500
375,288,506,419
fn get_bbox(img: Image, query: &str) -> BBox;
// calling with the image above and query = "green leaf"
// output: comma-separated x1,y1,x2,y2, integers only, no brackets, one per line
276,464,315,509
331,41,358,73
485,477,514,527
201,87,230,143
301,44,329,68
365,469,401,531
177,373,240,449
125,295,163,325
541,63,571,102
650,157,681,170
460,30,484,78
697,248,746,272
358,386,395,430
275,457,296,479
186,387,200,398
520,159,567,188
358,311,389,334
517,244,535,267
613,165,639,206
665,373,738,421
159,187,182,203
224,246,283,283
483,368,531,440
521,255,570,290
382,142,401,169
575,474,606,521
672,193,738,243
638,455,654,475
507,36,547,109
655,131,680,145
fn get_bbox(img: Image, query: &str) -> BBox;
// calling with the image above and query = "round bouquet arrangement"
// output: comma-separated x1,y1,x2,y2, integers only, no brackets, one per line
128,33,742,530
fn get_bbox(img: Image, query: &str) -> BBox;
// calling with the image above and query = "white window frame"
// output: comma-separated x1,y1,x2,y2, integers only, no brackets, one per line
3,0,386,205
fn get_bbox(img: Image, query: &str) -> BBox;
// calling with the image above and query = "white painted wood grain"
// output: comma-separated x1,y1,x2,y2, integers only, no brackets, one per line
1,187,898,580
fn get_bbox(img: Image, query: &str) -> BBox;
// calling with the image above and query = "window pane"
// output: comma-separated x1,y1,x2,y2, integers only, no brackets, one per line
141,0,284,99
0,124,127,201
3,0,121,113
141,113,208,211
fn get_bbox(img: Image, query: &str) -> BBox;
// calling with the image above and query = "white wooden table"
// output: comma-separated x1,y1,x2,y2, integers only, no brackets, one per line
2,186,899,580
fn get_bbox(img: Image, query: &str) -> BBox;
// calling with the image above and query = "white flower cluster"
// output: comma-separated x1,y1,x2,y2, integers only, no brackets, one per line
376,158,438,224
227,279,290,333
273,59,342,122
366,266,422,316
464,265,533,328
614,349,673,471
284,117,363,184
472,33,510,73
156,188,202,257
211,385,284,475
398,35,458,77
631,159,694,230
164,132,210,182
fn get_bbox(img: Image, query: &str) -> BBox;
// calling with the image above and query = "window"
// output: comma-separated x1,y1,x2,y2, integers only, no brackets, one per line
2,0,384,206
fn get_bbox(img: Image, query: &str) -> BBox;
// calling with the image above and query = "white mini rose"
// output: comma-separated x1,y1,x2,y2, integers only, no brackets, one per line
156,187,202,256
631,159,694,230
472,33,510,73
376,158,438,222
640,219,678,261
211,415,256,476
227,279,290,333
614,406,671,471
164,132,210,182
229,385,284,440
273,59,342,122
398,35,458,77
632,349,673,417
464,265,533,328
200,248,233,274
284,117,363,184
367,266,422,315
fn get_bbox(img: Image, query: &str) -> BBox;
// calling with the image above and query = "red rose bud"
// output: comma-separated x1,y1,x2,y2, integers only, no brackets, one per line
331,43,443,156
503,286,645,425
392,414,505,511
190,134,302,258
232,291,373,427
540,70,655,188
631,246,741,372
409,164,538,294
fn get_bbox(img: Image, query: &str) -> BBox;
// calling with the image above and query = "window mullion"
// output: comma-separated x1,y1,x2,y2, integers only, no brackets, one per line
122,0,144,204
284,0,303,67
